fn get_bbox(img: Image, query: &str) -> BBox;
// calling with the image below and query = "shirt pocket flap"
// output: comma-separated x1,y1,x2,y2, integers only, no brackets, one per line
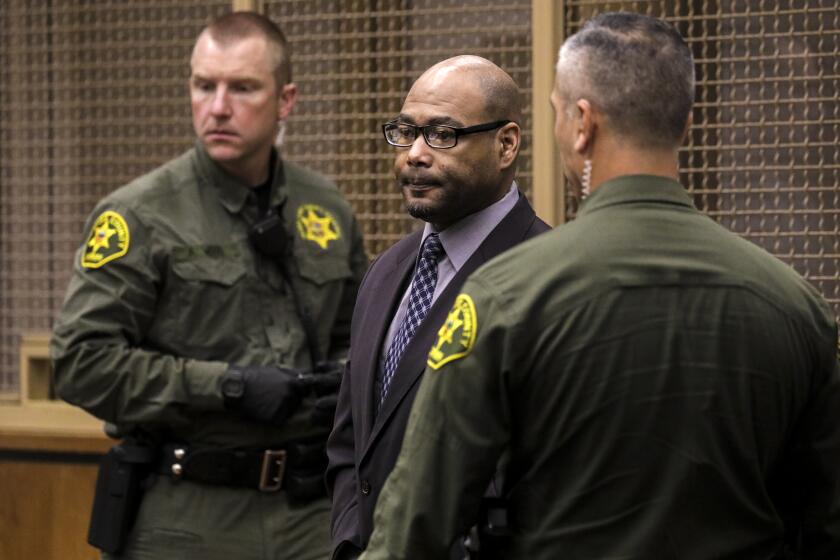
171,257,247,286
296,256,352,286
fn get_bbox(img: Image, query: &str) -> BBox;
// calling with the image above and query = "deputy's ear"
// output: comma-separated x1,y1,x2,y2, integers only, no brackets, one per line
679,111,693,146
498,122,521,171
277,83,298,121
573,99,595,155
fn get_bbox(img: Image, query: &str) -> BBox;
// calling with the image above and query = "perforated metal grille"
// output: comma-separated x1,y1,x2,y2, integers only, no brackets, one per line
2,2,835,391
266,0,533,256
0,1,229,391
0,1,532,391
563,0,840,321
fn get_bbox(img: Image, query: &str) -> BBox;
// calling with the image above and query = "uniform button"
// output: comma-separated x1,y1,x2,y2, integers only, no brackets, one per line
360,480,371,495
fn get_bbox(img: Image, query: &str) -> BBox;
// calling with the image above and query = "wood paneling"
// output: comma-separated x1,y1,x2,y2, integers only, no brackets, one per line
0,459,100,560
0,401,109,559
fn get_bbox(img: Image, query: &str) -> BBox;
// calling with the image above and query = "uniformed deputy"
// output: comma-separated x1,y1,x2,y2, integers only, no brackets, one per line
360,12,840,560
50,12,367,560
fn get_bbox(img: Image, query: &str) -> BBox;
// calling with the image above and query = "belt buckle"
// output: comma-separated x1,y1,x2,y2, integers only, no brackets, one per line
259,449,286,492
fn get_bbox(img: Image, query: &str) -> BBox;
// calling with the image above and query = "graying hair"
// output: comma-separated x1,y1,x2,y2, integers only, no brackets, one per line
556,12,695,147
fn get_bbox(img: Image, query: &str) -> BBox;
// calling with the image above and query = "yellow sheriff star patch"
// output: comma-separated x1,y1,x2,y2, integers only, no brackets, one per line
296,204,341,250
81,210,130,269
427,293,477,370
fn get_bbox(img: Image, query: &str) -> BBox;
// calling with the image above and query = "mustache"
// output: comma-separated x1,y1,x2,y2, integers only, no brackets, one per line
397,172,441,187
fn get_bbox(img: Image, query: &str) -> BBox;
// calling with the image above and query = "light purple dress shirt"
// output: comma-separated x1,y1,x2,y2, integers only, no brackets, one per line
379,183,520,365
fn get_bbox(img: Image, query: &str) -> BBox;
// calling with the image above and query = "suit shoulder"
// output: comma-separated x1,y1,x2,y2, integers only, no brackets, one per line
524,216,552,239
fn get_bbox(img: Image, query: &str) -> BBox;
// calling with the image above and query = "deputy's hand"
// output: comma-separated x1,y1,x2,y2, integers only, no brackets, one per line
310,393,339,428
222,366,304,425
300,360,343,427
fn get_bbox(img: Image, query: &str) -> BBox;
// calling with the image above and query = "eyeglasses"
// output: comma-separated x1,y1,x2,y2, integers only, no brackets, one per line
382,119,511,149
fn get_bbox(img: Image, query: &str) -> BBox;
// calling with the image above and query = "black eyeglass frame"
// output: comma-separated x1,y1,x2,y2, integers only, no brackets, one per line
381,119,512,149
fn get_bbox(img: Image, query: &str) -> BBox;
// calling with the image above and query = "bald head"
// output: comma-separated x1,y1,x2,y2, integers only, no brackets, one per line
415,56,522,124
390,56,523,230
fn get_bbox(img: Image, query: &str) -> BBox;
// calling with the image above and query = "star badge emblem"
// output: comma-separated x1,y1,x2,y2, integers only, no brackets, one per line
296,204,341,250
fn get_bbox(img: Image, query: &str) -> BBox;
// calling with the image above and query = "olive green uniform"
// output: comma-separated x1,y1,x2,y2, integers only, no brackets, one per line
362,175,840,559
51,144,368,559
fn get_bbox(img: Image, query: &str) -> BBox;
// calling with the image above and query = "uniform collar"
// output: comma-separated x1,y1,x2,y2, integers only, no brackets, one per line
578,174,695,217
194,143,288,214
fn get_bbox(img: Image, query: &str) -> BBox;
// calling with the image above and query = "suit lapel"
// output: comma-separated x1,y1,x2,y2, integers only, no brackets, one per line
355,232,420,442
362,193,539,458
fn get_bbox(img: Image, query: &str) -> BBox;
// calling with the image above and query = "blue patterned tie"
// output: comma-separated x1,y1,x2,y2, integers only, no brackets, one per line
380,233,445,407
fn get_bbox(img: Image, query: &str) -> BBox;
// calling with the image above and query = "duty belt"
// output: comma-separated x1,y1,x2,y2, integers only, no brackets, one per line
158,444,287,492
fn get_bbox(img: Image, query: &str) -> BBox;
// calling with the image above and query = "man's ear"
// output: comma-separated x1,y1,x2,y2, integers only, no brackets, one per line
573,98,596,156
679,110,694,146
277,83,298,121
498,122,521,170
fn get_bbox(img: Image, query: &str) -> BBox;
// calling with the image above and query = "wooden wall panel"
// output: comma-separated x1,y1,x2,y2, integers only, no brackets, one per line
0,459,100,560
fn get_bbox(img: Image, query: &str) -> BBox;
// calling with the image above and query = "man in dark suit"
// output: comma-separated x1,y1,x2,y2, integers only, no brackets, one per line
325,55,550,559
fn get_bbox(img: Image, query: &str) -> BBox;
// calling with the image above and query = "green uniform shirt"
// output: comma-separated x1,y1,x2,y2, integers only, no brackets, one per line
362,175,840,559
51,145,368,448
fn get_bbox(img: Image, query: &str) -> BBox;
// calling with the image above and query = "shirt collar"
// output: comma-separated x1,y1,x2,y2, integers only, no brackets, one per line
421,182,520,272
194,143,287,214
578,174,695,217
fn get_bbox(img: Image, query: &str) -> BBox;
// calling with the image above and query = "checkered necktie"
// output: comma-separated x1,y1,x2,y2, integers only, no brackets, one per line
380,233,445,407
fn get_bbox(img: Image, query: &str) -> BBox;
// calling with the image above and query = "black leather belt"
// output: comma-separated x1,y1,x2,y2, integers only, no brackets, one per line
157,445,287,492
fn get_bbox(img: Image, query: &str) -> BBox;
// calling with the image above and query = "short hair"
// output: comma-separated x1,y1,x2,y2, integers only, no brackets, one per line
477,70,523,124
426,55,522,124
557,12,695,147
202,12,292,86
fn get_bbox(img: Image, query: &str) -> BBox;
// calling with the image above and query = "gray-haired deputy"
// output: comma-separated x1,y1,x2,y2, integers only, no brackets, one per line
360,12,840,560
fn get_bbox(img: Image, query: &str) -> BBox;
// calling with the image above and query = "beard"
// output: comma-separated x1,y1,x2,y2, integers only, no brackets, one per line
397,160,503,229
405,199,438,222
400,175,457,226
399,169,448,224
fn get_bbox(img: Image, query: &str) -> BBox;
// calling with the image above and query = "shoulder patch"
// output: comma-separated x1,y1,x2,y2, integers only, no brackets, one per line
427,293,478,370
296,204,341,249
81,210,130,269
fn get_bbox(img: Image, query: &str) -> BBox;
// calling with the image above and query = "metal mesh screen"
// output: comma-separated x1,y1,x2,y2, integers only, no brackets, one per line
4,2,833,391
266,0,533,256
0,0,229,391
563,0,840,321
0,0,532,390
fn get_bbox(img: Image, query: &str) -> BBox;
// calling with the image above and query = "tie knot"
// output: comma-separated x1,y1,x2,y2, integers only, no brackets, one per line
420,233,444,262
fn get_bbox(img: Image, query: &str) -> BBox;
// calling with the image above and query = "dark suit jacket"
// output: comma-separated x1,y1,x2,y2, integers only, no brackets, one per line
326,193,550,558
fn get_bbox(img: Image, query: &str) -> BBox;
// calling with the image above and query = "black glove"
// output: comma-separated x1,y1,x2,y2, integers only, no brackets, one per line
221,365,305,426
298,360,343,427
